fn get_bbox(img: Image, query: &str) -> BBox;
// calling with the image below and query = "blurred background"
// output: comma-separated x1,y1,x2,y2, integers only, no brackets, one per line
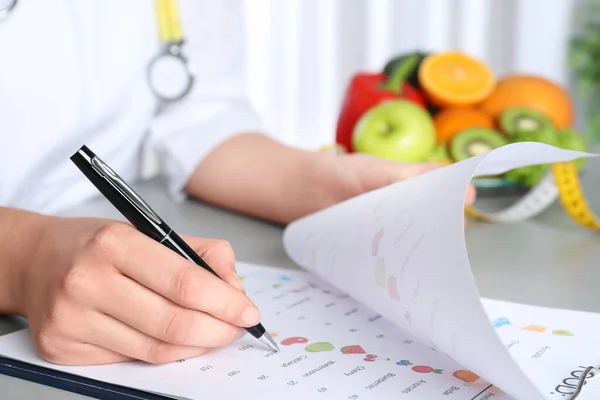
240,0,595,150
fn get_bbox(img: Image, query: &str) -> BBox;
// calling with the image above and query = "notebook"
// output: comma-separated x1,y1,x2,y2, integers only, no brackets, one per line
1,142,599,400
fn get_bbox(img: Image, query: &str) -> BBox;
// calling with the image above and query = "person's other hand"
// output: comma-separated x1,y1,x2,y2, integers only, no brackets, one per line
21,217,254,366
314,151,477,220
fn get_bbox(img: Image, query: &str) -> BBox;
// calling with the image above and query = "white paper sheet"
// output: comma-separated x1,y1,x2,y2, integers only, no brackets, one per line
282,142,598,400
0,142,598,400
0,262,515,400
482,298,600,399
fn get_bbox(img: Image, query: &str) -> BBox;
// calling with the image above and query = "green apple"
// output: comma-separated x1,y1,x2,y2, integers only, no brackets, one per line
352,100,436,162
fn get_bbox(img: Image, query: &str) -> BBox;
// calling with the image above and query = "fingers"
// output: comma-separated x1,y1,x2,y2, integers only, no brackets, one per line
180,235,245,293
83,311,220,364
465,183,477,207
39,341,133,366
28,306,133,366
102,228,261,328
366,161,442,190
60,345,133,366
384,161,478,207
94,273,248,348
390,162,444,181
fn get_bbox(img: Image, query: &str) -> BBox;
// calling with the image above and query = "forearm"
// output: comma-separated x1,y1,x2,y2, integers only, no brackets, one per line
186,134,336,225
0,207,47,314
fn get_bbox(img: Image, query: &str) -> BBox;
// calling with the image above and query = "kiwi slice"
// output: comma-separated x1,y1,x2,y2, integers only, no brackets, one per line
450,127,508,161
499,107,554,135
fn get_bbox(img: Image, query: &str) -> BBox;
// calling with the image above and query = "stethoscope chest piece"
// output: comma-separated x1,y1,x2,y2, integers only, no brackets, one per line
147,42,194,102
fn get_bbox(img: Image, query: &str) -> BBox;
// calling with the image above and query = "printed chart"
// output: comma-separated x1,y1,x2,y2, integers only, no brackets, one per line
0,263,514,400
209,263,512,400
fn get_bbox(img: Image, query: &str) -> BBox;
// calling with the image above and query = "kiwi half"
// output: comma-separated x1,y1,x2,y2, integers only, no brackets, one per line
499,107,554,135
450,127,508,161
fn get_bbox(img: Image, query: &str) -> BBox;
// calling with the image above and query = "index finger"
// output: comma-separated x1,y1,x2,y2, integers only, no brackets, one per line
103,226,261,328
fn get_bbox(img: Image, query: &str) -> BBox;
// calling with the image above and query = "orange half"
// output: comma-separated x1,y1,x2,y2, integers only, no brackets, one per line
419,51,496,108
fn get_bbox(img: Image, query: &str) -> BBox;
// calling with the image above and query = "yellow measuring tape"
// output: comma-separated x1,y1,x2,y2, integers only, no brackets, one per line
465,161,600,232
551,162,600,230
155,0,183,43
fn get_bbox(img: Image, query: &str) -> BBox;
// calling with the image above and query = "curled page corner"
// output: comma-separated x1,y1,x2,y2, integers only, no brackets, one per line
282,142,597,400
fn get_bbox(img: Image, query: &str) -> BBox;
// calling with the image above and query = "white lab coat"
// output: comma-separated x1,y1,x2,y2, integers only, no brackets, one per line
0,0,264,214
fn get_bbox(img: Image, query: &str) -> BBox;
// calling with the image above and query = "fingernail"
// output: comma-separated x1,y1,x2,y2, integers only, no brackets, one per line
242,306,260,326
236,329,246,340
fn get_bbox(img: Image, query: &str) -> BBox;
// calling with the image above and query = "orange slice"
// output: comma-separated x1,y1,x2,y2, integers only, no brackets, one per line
433,107,495,143
419,51,496,108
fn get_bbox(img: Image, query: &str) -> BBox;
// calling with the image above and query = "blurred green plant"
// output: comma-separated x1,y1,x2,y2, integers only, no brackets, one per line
569,0,600,141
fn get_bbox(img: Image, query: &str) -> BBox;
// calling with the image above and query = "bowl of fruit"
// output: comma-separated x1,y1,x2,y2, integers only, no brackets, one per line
334,50,589,196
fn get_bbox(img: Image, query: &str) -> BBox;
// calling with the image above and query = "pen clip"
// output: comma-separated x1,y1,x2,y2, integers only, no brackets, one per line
90,156,163,226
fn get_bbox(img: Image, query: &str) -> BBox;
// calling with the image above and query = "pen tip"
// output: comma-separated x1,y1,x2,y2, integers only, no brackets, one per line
259,332,280,353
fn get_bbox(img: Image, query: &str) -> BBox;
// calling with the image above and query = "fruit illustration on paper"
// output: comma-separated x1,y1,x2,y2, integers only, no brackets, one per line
352,99,436,163
397,360,413,366
453,370,480,383
412,365,443,374
281,337,309,346
305,342,335,353
492,318,511,328
552,329,575,336
364,354,378,362
374,258,387,288
418,51,496,108
522,325,546,333
388,276,400,301
433,107,495,144
372,228,384,256
449,127,507,161
499,106,555,136
341,345,366,355
478,73,573,130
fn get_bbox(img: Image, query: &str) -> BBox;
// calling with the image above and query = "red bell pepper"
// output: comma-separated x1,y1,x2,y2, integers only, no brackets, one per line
335,68,427,153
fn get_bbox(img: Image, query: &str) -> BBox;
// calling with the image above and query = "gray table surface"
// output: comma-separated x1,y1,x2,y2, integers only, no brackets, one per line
1,156,600,399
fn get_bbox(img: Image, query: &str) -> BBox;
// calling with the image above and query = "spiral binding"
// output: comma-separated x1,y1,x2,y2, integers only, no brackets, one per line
569,366,599,399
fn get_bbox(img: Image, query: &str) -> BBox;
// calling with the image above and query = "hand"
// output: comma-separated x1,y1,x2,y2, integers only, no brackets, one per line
314,151,477,221
185,133,476,225
20,217,256,366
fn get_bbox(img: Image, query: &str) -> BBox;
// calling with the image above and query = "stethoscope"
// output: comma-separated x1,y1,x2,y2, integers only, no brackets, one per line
0,0,194,102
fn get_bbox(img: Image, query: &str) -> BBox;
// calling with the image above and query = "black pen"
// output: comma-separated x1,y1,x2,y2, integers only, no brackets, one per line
70,145,280,353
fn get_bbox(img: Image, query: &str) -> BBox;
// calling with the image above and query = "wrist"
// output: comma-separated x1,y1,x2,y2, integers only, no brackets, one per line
0,208,51,315
290,150,349,215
